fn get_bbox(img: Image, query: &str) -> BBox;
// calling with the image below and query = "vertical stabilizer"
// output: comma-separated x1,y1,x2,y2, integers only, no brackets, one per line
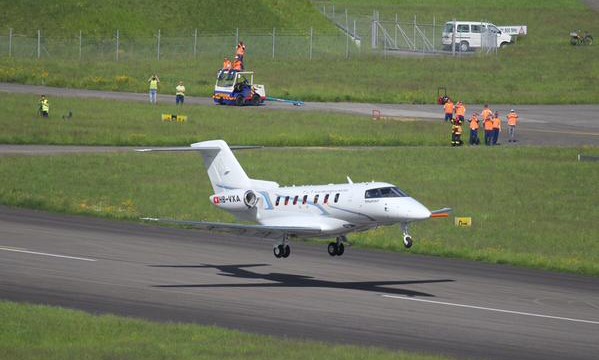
191,140,252,192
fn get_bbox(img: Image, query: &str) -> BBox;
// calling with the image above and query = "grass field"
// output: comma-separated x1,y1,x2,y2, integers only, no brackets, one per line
1,1,597,104
0,92,447,146
1,147,598,275
0,301,448,360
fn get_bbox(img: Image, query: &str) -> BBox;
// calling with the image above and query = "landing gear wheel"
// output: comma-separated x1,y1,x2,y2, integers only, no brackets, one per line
336,242,345,256
403,235,413,249
273,244,284,258
235,95,244,106
282,244,291,258
328,242,338,256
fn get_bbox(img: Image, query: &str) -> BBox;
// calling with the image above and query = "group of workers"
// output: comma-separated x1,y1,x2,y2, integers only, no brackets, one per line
443,98,519,146
142,42,247,105
222,41,246,72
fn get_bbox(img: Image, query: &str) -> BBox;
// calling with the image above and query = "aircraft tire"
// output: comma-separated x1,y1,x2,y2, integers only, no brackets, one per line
327,242,337,256
336,243,345,256
282,245,291,258
403,235,413,249
273,245,283,258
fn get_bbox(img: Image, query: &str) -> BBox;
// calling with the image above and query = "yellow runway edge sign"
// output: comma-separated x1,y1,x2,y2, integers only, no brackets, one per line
454,217,472,227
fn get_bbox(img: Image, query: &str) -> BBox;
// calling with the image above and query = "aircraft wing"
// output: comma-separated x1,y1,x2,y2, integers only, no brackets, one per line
430,207,453,218
141,217,322,239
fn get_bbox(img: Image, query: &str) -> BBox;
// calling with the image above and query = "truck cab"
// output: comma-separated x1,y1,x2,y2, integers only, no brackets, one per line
442,21,513,52
213,71,266,106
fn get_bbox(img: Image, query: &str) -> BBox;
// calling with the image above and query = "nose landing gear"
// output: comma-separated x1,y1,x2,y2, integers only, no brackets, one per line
401,223,413,249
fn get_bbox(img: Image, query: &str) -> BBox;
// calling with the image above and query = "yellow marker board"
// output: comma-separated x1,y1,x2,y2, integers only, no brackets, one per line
162,114,187,123
454,217,472,227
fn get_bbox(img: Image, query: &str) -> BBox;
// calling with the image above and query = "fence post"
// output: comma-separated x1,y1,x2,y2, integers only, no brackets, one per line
345,9,349,59
79,30,82,60
235,27,239,48
194,28,198,58
157,29,161,61
413,15,416,51
116,29,120,62
37,30,41,59
309,27,313,61
8,28,12,57
433,16,436,52
395,14,398,47
272,27,275,59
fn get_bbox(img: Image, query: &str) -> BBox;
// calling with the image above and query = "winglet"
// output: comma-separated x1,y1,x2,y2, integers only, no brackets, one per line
347,176,353,184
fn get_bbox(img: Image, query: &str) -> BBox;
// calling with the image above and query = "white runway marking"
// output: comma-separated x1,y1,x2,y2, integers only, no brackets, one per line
0,246,97,262
382,295,599,325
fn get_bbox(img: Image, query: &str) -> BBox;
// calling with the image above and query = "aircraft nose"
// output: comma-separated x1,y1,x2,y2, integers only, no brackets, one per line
407,198,431,220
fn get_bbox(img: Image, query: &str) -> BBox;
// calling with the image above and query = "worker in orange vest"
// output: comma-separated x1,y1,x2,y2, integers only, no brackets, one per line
455,101,466,123
222,57,232,71
468,112,480,145
483,114,494,146
443,98,454,122
492,111,502,145
481,104,493,123
232,56,243,71
236,41,246,62
506,109,519,143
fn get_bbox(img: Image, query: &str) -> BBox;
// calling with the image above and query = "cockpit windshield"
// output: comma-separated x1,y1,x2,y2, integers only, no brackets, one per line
365,186,408,199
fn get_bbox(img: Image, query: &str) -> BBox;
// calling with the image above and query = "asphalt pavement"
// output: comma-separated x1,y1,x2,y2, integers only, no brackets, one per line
1,206,598,360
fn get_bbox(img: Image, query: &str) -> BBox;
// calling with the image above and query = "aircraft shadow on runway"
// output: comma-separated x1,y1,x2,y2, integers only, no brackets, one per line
149,264,454,297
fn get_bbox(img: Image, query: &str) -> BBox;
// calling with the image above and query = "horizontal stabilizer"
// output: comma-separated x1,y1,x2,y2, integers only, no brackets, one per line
141,217,322,239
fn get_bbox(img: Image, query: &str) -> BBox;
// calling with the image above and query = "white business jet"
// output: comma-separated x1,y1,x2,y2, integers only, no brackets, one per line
137,140,451,258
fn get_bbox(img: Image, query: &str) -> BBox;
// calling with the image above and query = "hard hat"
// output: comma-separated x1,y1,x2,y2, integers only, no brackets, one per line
510,109,515,112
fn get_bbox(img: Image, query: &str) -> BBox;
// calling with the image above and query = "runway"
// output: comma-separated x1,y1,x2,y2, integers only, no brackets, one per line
1,206,598,359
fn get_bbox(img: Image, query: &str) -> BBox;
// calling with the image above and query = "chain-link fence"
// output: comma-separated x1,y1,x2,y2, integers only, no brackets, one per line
0,28,361,62
0,9,503,62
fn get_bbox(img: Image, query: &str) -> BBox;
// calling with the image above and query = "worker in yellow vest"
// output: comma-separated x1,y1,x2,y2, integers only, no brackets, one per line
175,81,186,105
39,95,49,118
451,118,464,146
148,74,160,104
506,109,519,143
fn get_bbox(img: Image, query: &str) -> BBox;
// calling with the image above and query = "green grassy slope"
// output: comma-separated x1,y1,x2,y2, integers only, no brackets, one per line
0,0,335,37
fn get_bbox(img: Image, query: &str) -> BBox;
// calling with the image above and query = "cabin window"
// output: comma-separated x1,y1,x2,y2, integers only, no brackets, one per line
293,195,298,205
284,196,290,205
314,194,319,204
334,193,340,203
275,196,280,206
365,187,408,199
457,24,469,33
324,194,329,204
302,195,308,205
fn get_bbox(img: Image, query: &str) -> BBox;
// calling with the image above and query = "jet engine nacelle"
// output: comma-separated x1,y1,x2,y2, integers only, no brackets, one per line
210,189,259,210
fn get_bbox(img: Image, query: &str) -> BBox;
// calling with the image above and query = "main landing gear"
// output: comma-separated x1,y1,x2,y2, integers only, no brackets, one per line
273,234,291,258
401,223,413,249
328,235,347,256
